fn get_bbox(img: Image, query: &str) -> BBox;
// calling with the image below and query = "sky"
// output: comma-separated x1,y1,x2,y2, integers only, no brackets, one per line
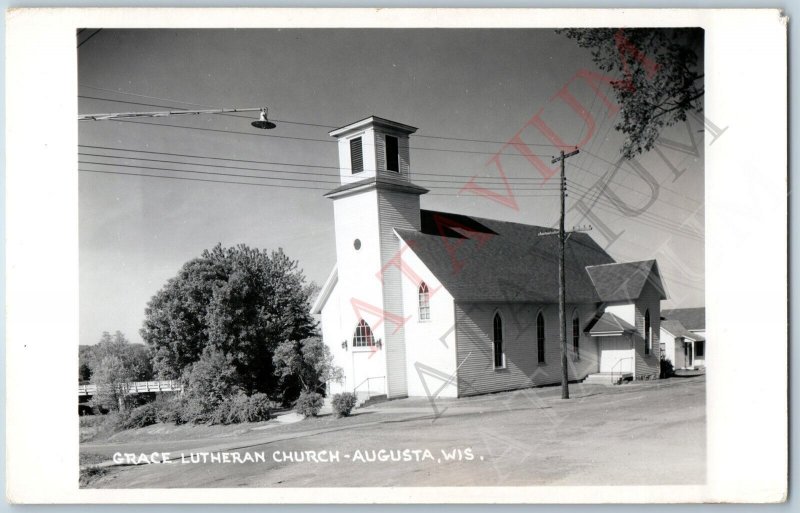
78,28,704,345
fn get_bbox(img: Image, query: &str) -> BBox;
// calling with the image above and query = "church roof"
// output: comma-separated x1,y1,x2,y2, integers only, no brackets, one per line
586,312,637,336
328,116,418,138
585,260,667,302
662,307,705,331
661,319,705,342
314,209,667,313
394,209,616,303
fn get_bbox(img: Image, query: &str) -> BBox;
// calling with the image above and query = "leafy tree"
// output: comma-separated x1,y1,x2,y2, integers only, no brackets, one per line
273,336,343,397
79,361,92,383
141,244,318,397
557,28,703,159
81,331,153,383
83,331,154,410
91,355,132,412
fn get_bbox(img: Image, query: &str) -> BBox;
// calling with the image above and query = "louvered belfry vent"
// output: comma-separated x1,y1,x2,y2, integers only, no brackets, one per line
329,116,418,185
385,135,399,172
350,137,363,174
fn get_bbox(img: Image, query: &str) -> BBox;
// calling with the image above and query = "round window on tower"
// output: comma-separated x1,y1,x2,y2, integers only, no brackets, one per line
353,239,361,250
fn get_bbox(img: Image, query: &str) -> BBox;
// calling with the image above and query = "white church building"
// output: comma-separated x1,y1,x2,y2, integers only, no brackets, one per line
311,116,667,401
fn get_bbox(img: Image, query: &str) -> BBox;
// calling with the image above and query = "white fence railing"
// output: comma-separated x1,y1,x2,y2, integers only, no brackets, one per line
78,380,182,396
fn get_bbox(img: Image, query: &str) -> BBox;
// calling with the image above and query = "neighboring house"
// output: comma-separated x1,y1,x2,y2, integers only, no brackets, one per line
661,307,706,368
312,116,668,401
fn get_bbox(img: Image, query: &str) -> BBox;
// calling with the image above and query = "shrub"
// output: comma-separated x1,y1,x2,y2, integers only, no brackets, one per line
155,397,185,425
180,347,242,424
660,357,675,379
296,391,324,417
208,396,234,425
245,393,272,422
331,392,357,418
209,393,273,425
119,403,158,430
79,465,108,487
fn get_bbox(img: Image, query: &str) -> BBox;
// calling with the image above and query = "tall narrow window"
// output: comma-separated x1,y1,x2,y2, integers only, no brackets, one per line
385,135,399,172
644,309,652,355
537,312,545,364
418,282,431,321
352,319,375,347
572,312,580,359
695,341,705,357
350,137,363,174
493,312,505,368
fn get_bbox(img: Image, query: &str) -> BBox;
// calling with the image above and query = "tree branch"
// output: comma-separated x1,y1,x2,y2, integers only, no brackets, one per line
651,91,705,119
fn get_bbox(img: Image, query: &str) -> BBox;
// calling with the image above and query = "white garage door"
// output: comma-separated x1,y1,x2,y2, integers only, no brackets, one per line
599,336,633,373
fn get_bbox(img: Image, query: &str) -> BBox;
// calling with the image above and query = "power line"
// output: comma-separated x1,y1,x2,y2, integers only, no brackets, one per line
77,146,697,225
79,153,562,187
78,29,102,48
80,160,339,186
80,168,330,191
579,146,703,206
79,168,562,197
565,183,704,241
79,160,564,192
77,144,563,182
566,155,703,212
566,179,703,231
95,118,556,158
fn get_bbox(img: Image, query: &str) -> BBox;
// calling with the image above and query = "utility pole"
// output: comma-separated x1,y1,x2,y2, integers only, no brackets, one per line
552,148,579,399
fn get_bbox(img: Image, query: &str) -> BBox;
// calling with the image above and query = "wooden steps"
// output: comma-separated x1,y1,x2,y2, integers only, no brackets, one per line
582,372,632,386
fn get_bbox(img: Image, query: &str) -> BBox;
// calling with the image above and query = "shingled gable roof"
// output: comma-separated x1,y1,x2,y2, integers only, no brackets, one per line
587,312,637,336
585,260,667,303
661,307,705,331
394,209,616,303
661,319,705,342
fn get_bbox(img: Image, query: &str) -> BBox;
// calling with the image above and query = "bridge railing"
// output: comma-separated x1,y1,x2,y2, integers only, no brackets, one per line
78,380,182,396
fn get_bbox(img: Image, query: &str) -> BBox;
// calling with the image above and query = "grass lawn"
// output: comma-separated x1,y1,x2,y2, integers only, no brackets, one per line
80,375,705,488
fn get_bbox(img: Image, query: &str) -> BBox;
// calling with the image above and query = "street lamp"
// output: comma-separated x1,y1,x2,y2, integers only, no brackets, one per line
78,106,277,130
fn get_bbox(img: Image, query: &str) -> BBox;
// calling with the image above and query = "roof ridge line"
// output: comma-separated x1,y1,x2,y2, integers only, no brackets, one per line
420,208,553,232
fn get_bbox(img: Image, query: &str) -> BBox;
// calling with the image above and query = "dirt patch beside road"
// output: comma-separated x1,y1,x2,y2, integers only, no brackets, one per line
82,376,705,488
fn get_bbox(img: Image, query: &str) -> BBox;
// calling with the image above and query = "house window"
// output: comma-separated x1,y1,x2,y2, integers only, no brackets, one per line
572,312,580,359
695,341,705,357
352,319,375,347
536,312,545,363
644,309,652,355
385,135,399,172
493,312,505,368
418,282,431,322
350,137,363,174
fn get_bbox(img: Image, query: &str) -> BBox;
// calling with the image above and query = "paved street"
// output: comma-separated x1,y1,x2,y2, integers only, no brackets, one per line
81,376,705,488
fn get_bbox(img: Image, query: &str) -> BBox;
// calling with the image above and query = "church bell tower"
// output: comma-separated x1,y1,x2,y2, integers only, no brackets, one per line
325,116,428,399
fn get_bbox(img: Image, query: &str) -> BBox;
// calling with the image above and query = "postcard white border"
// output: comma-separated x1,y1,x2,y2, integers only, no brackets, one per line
5,7,788,504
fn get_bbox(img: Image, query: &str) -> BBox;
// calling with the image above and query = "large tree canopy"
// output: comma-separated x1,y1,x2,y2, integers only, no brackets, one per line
558,28,704,159
140,244,317,396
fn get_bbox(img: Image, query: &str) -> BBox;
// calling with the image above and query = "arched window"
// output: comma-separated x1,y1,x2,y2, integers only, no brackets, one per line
537,312,546,364
352,319,375,347
418,282,431,322
493,312,505,368
644,309,652,355
572,311,581,359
